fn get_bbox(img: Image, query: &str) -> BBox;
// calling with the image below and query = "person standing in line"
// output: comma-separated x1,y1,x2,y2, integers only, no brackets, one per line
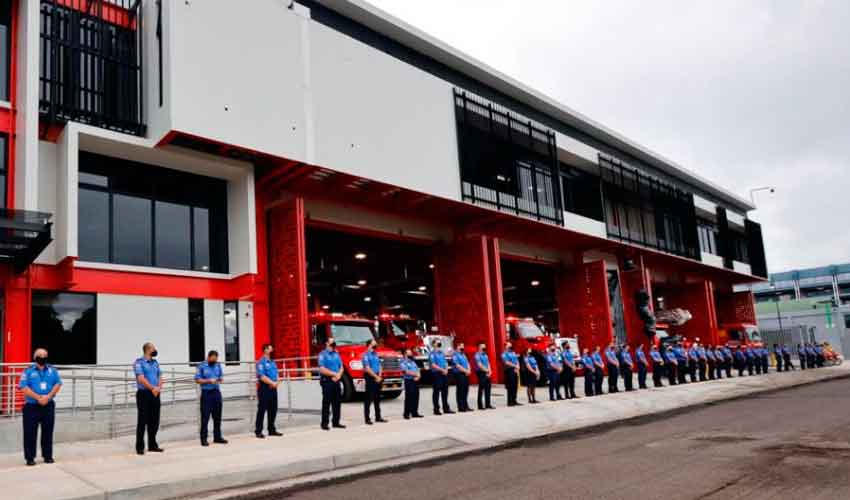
255,344,282,438
605,343,620,393
674,342,688,384
545,346,563,401
194,350,227,446
318,338,345,430
761,346,770,374
773,344,784,372
430,341,453,415
474,343,495,410
687,344,699,383
696,342,708,382
815,343,826,368
723,346,734,377
452,342,473,412
19,348,62,466
806,343,817,369
401,349,423,419
753,345,763,375
501,342,521,407
663,346,678,386
362,340,387,425
712,347,723,380
782,344,794,371
561,345,577,399
523,348,541,404
635,344,648,389
797,344,807,369
734,347,746,376
620,345,635,391
706,345,716,381
649,345,664,388
592,347,606,395
135,342,164,454
745,346,756,375
581,349,595,397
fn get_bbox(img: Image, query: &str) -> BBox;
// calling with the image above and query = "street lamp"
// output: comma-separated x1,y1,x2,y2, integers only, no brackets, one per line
749,186,775,206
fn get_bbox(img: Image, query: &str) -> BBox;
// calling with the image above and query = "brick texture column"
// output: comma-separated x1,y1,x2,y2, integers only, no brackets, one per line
666,280,719,345
558,260,613,352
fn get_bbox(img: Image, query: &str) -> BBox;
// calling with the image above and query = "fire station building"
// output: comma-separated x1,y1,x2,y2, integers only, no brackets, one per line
0,0,766,374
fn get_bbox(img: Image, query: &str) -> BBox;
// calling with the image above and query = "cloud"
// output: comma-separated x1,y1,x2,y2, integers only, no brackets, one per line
369,0,850,272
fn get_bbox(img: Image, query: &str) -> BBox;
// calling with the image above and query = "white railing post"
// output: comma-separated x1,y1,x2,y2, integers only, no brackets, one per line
171,368,176,405
89,369,95,421
286,365,293,421
71,368,77,415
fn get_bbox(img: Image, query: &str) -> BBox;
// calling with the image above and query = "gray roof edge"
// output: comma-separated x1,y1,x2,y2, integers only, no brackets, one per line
317,0,756,213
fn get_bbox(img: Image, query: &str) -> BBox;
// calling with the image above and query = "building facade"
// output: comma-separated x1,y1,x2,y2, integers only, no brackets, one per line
1,0,766,374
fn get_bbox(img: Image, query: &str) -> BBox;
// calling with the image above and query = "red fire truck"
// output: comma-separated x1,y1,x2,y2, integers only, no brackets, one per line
309,312,404,402
717,322,764,349
506,316,554,385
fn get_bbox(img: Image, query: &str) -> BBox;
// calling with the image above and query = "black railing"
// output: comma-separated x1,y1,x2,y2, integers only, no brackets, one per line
39,0,145,136
0,209,53,273
454,89,563,226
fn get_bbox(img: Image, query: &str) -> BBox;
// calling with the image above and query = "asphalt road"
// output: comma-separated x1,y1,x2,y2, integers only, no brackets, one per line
255,377,850,500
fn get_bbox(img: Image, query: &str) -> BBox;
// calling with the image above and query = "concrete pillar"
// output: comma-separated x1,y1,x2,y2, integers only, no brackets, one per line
557,260,613,352
266,197,310,363
618,255,654,348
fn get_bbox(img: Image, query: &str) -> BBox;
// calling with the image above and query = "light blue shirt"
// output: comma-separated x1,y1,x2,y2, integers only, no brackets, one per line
592,352,604,367
452,351,470,373
561,350,575,366
546,352,562,371
134,357,161,390
194,361,223,391
256,357,278,382
318,349,343,373
636,349,647,364
621,351,634,367
474,352,490,370
19,364,62,405
501,351,519,368
430,351,448,372
524,355,539,371
605,349,619,365
362,350,382,375
401,358,418,380
650,350,663,363
581,355,594,369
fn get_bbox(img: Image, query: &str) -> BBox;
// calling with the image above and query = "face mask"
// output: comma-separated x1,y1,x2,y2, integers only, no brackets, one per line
208,360,217,366
150,350,158,358
329,342,337,349
436,343,442,349
35,356,47,366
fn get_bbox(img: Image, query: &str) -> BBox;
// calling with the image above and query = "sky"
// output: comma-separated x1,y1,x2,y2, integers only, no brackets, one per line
367,0,850,273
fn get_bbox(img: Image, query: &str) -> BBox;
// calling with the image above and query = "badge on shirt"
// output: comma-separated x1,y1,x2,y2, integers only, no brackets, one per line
40,382,48,391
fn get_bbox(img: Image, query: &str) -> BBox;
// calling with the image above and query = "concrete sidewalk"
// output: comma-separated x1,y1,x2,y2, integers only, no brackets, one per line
2,366,848,500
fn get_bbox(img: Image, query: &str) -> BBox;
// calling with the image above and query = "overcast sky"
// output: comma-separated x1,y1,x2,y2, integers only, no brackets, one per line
368,0,850,273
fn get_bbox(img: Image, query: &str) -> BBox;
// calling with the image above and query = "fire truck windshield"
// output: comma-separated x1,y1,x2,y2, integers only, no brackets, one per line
330,322,377,346
516,321,545,339
390,320,418,337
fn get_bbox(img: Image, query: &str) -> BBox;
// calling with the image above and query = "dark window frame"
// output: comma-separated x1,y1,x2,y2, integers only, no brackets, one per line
0,134,7,208
188,298,205,363
223,301,240,364
31,291,97,365
0,1,10,103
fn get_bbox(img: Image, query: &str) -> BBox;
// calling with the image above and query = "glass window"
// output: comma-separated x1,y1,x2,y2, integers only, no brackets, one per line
193,207,210,272
0,134,7,208
31,293,97,365
188,299,205,363
155,201,191,270
113,193,152,266
78,188,110,263
0,2,10,102
224,301,239,362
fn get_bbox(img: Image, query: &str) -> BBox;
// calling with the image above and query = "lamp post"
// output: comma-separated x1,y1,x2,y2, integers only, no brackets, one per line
749,186,776,206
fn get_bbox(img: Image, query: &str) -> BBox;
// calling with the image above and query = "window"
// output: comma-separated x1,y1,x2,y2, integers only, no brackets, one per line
0,134,7,208
31,292,97,365
223,301,239,362
0,1,10,102
844,314,850,329
698,220,718,255
77,152,229,272
188,299,205,363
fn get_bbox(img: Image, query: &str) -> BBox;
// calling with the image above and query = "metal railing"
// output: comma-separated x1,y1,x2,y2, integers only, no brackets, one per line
0,356,319,438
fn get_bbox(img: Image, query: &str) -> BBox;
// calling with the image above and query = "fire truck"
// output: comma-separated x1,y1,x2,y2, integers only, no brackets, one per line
506,316,554,385
309,312,404,402
717,322,764,349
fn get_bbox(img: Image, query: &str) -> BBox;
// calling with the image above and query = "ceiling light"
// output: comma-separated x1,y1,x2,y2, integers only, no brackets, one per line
418,286,427,291
321,305,330,310
530,280,540,287
357,279,367,286
354,252,367,260
428,264,435,269
364,297,372,302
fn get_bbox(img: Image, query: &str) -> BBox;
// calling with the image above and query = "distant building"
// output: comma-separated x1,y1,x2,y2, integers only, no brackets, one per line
744,263,850,305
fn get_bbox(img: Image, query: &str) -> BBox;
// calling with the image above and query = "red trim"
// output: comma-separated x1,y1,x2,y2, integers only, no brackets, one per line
55,0,137,30
499,252,560,266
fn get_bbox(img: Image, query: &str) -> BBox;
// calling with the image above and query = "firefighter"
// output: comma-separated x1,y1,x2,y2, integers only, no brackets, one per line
135,342,165,454
649,345,665,388
501,342,521,407
318,338,345,430
674,342,688,384
687,343,699,383
581,349,595,397
620,345,635,391
560,345,577,399
712,346,723,379
761,346,770,374
722,345,734,377
592,347,606,395
782,344,794,371
19,348,62,466
545,346,563,401
401,349,423,419
815,344,825,368
362,340,386,425
696,342,708,382
797,344,807,369
523,348,541,404
734,347,746,376
745,346,756,375
705,345,716,381
430,341,453,414
474,343,495,410
753,345,763,375
635,344,648,389
194,350,227,446
805,343,816,368
663,346,678,386
773,344,784,372
452,342,473,412
605,343,620,393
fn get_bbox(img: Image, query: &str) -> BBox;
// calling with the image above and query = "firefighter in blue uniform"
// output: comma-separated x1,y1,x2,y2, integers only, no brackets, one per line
318,338,345,430
592,347,605,395
452,342,473,412
581,349,595,397
620,345,635,391
773,344,784,372
561,346,577,399
135,342,165,454
649,345,664,387
501,343,521,407
687,344,699,382
19,348,62,466
722,346,733,377
635,344,648,389
362,340,386,424
745,346,756,375
805,343,816,368
753,345,763,375
797,344,807,369
605,343,620,393
782,344,794,371
663,346,677,385
523,348,541,404
475,343,495,409
255,344,282,438
401,349,423,419
194,350,227,446
546,346,563,401
734,347,746,376
674,343,688,384
761,346,770,374
705,345,716,380
696,342,708,381
712,346,723,379
430,341,453,414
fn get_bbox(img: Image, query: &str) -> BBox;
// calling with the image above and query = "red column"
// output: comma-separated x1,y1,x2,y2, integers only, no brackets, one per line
618,255,653,348
3,271,31,364
252,194,271,359
667,280,719,345
266,197,310,364
434,234,498,382
716,289,757,325
558,260,613,352
487,237,506,383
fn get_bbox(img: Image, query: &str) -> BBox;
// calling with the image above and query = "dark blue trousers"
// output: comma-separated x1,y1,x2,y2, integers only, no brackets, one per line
255,384,278,434
23,402,55,462
547,371,561,400
200,389,223,441
403,378,420,417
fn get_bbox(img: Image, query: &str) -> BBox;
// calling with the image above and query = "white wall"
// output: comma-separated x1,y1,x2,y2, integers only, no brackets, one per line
97,294,189,365
36,141,59,264
701,252,725,269
563,211,607,239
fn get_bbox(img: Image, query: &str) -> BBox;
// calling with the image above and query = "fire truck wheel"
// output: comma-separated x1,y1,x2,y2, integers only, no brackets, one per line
382,390,402,400
341,373,356,403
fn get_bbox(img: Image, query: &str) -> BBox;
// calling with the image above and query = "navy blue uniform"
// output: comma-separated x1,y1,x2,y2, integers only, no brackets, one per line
134,357,162,453
621,350,635,391
362,349,383,422
605,349,620,393
674,347,688,384
545,352,563,401
635,349,648,389
255,356,279,435
19,364,62,463
560,350,577,399
581,355,595,397
663,349,677,386
649,350,664,387
431,350,452,413
401,358,421,418
474,351,493,409
798,346,807,369
782,346,794,371
452,351,472,411
194,361,224,442
502,350,520,406
318,349,343,428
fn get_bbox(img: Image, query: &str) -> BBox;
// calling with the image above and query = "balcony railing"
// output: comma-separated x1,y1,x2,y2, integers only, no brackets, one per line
39,0,145,136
